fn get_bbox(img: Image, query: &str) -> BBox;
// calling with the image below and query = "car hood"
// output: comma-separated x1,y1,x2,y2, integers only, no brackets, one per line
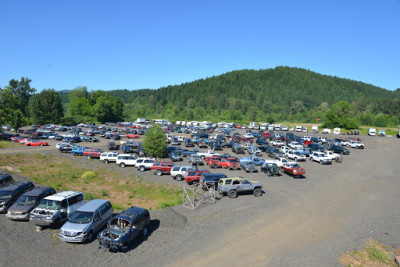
8,204,34,213
61,221,91,233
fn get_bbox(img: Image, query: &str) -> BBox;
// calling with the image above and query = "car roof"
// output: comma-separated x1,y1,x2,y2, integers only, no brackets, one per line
116,206,148,221
23,187,53,196
45,191,82,201
77,199,110,212
0,181,32,191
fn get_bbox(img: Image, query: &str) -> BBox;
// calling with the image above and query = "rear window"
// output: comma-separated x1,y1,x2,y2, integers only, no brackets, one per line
153,162,160,167
187,171,196,176
172,167,179,171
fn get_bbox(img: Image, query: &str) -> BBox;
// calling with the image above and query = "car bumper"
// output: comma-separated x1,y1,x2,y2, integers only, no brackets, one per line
321,160,332,165
29,215,55,226
6,213,30,221
59,233,87,243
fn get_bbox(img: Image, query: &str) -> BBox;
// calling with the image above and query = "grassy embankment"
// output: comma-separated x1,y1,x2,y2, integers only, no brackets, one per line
0,140,18,149
0,153,183,210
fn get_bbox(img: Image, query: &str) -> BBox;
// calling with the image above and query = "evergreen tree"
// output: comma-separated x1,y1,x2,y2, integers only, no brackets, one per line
142,125,167,158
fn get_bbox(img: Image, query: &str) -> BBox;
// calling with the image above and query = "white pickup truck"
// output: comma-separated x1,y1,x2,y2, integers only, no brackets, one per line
286,150,307,162
310,152,332,165
348,140,365,149
265,157,288,167
197,150,221,159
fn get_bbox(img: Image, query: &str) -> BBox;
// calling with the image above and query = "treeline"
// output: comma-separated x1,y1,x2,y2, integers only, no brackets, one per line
106,67,400,128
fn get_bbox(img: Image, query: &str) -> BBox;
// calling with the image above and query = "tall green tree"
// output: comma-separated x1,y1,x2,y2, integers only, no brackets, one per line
142,125,167,158
28,89,64,124
4,77,35,116
323,101,359,129
8,109,24,132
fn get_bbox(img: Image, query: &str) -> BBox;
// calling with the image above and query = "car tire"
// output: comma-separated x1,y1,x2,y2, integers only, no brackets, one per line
192,180,199,187
40,144,43,146
320,161,323,165
87,156,91,159
253,188,262,197
87,231,94,243
139,166,145,172
228,190,237,198
142,227,148,236
156,170,162,176
176,175,183,181
120,163,126,168
267,171,271,177
104,159,109,164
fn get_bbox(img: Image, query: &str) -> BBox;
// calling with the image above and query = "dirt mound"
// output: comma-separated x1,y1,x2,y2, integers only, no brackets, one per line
152,207,187,228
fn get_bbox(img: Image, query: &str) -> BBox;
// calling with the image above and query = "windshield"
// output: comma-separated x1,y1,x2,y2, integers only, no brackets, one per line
16,195,37,205
68,211,93,224
109,218,131,233
228,159,238,162
0,190,12,200
291,164,301,168
37,199,61,210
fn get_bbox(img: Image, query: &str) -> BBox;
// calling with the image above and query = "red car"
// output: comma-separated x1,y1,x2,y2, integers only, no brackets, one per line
281,162,306,178
24,140,48,146
220,157,241,170
205,156,221,168
151,161,174,176
185,170,210,186
18,138,32,144
82,148,103,159
125,134,140,139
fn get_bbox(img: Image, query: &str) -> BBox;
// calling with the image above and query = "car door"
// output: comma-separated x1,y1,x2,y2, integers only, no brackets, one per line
129,217,142,243
92,209,102,233
241,180,252,192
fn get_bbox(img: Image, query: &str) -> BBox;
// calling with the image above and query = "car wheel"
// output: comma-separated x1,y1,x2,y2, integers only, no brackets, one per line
87,156,91,159
253,188,262,197
176,175,183,181
156,170,162,176
139,166,145,172
320,161,323,165
87,231,94,243
142,227,148,236
120,163,126,168
267,171,271,176
40,144,43,146
192,180,199,187
104,159,109,164
228,190,237,198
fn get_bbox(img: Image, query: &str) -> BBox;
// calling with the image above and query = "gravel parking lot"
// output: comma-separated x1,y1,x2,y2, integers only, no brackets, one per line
1,130,399,266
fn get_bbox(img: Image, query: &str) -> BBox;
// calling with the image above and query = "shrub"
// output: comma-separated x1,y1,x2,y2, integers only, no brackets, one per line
82,171,96,180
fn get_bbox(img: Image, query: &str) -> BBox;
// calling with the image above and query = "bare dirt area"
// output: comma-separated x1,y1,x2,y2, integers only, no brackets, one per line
1,132,400,266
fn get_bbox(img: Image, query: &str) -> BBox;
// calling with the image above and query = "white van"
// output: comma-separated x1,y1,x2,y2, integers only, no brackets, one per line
296,126,302,132
312,126,318,133
368,128,376,136
333,128,341,135
30,191,85,227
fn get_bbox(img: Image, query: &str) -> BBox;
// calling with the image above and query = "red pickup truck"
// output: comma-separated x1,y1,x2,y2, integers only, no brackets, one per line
205,156,222,168
151,161,174,176
185,170,210,186
83,148,103,159
220,157,241,170
125,134,140,139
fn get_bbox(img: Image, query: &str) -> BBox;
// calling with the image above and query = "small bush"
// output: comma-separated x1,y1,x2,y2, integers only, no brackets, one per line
82,171,96,180
366,244,391,263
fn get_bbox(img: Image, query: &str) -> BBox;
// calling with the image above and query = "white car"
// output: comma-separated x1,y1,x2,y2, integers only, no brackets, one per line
116,154,137,167
310,152,332,165
286,150,306,161
281,125,288,131
100,152,120,164
322,128,331,134
56,142,70,149
243,133,255,139
348,140,364,149
170,165,196,181
288,142,303,149
271,140,284,147
135,158,156,171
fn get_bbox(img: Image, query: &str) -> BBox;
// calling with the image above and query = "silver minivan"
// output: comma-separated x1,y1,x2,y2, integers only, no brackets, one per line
59,199,113,243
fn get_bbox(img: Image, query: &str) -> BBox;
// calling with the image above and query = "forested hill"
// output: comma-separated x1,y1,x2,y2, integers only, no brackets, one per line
105,66,399,122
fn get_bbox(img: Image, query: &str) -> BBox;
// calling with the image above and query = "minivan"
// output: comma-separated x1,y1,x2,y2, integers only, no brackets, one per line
6,187,56,221
0,174,14,189
200,173,228,190
30,191,85,227
0,181,35,213
59,199,113,243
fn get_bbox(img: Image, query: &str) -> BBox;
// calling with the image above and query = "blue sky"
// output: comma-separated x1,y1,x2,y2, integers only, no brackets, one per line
1,0,399,91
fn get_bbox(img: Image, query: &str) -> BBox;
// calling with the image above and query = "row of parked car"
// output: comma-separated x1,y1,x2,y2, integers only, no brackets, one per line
0,174,150,252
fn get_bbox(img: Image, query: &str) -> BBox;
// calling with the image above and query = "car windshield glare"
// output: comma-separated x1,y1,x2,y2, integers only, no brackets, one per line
69,211,94,224
16,195,37,205
0,190,12,200
37,199,61,210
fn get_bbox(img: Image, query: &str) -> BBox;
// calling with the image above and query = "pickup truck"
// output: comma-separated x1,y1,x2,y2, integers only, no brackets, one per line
197,150,221,159
281,162,306,178
348,140,364,149
261,162,281,176
239,156,265,166
187,154,204,165
265,157,288,167
71,146,88,156
100,152,120,164
310,152,332,165
286,150,306,162
247,145,262,156
239,160,258,173
151,161,174,176
218,177,263,198
206,156,222,168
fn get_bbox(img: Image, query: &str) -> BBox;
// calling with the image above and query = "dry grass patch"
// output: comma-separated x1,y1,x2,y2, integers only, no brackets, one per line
339,238,396,267
0,153,183,211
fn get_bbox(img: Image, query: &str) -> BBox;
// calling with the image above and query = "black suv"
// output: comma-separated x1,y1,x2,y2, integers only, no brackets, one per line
200,173,227,190
330,145,350,155
307,143,325,152
261,162,281,176
184,139,194,147
107,141,120,150
0,181,35,213
98,206,150,252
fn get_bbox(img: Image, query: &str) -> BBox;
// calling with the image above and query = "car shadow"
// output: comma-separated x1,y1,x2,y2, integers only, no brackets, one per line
124,219,160,252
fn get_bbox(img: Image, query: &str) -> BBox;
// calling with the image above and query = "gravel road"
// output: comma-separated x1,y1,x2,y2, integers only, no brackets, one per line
1,131,399,266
